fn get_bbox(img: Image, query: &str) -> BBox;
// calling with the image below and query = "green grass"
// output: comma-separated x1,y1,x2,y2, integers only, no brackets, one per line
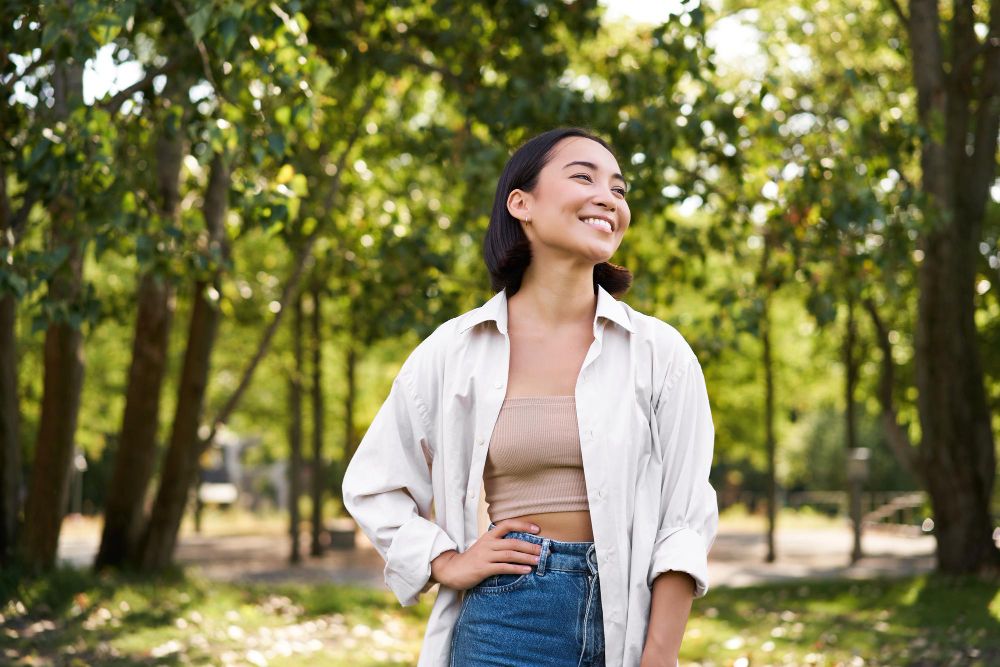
686,574,1000,666
717,503,849,532
2,567,997,666
1,566,431,666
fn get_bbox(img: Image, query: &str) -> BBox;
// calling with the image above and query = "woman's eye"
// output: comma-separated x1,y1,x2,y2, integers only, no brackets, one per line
575,174,627,197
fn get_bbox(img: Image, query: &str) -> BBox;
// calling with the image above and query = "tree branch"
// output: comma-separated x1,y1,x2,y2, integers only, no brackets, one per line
963,1,1000,225
168,0,225,103
885,0,909,26
200,85,383,452
98,63,176,111
862,297,924,484
2,55,48,90
9,196,36,240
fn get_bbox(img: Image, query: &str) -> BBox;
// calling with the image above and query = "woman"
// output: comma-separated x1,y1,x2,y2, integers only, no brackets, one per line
342,127,718,667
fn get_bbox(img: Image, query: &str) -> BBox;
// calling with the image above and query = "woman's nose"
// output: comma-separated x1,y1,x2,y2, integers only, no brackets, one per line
593,193,616,211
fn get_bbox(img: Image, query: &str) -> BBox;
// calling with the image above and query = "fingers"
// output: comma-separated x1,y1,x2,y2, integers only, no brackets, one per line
491,519,540,538
491,548,540,566
491,539,541,556
494,562,535,575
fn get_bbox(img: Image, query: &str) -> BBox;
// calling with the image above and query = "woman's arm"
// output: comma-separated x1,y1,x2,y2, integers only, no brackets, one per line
643,347,720,665
342,357,458,606
640,571,695,667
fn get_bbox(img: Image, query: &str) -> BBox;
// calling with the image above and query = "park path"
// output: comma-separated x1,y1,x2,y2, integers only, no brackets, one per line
57,519,936,589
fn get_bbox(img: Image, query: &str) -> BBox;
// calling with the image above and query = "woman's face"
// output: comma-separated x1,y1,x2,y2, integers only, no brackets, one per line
508,136,631,265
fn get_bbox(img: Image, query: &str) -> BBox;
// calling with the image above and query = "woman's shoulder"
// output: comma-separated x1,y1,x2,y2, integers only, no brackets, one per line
397,299,493,375
615,299,699,366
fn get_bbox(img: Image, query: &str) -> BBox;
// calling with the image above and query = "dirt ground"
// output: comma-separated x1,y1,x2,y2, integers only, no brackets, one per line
57,515,936,590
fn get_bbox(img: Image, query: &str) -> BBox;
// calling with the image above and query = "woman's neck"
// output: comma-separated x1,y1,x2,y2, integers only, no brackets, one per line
509,266,597,332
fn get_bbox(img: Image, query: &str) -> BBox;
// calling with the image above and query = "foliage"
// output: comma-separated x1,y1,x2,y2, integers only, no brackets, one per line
2,0,998,569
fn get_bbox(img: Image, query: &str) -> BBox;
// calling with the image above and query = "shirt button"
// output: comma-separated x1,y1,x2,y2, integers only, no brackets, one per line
494,381,503,389
476,437,484,446
586,429,593,438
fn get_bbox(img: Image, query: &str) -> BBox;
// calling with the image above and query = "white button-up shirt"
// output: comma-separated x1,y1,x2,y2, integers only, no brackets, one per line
342,284,718,666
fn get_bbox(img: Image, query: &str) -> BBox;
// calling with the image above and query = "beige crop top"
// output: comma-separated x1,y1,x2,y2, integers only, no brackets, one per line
483,395,590,522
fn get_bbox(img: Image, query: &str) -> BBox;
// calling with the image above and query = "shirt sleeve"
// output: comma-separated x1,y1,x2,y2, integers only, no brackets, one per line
647,352,719,598
341,361,458,607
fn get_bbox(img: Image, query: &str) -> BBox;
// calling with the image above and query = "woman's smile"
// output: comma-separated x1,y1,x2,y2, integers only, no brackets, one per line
580,216,614,233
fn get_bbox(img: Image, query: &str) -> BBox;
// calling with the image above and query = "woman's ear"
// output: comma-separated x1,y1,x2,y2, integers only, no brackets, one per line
506,188,531,223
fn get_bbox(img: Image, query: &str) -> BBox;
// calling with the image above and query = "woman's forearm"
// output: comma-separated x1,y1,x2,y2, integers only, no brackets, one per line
640,571,695,666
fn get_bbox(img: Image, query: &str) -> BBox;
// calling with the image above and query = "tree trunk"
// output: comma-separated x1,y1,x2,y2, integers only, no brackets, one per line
137,154,230,571
96,116,184,570
309,285,324,557
335,333,358,508
906,0,1000,573
0,291,20,565
19,61,85,572
862,298,923,480
761,241,777,563
844,294,862,564
288,293,304,564
0,163,22,565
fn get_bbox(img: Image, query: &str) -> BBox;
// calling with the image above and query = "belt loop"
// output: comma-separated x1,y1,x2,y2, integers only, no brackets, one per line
536,538,550,576
586,544,598,575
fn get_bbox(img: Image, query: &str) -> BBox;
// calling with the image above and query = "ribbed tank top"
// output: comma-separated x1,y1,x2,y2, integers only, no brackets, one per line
483,395,589,522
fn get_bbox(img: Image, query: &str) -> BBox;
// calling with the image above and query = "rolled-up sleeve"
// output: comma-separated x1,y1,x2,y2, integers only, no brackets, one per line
647,353,719,597
342,362,457,607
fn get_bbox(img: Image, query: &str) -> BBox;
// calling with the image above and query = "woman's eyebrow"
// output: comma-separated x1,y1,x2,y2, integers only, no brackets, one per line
562,160,628,188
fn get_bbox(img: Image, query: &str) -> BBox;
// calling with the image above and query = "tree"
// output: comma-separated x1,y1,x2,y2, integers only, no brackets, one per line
287,291,304,564
96,71,188,570
309,283,325,557
137,153,231,570
899,0,1000,572
718,0,1000,572
19,60,88,571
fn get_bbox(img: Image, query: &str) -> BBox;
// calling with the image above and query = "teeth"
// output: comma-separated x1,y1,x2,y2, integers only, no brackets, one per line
581,217,613,232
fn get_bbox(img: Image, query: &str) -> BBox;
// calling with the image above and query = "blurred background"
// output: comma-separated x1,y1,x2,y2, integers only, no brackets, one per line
1,0,998,665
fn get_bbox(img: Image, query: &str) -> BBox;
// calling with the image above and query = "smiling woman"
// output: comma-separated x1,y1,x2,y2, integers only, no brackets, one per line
343,127,718,667
483,130,634,299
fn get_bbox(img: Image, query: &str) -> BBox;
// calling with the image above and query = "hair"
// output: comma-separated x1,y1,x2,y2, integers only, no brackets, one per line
483,127,633,297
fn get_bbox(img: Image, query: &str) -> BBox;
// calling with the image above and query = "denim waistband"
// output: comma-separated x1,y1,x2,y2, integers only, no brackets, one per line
488,523,598,576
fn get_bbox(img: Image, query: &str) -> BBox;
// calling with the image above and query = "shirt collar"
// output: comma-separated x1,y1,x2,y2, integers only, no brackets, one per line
458,284,636,335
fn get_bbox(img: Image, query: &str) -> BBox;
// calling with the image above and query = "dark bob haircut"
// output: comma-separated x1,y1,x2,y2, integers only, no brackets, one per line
483,127,633,297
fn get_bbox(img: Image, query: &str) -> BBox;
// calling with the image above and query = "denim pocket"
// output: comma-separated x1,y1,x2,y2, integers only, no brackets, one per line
471,571,532,594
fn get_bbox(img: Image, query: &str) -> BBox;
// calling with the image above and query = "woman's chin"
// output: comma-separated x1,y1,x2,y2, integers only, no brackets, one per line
583,243,619,264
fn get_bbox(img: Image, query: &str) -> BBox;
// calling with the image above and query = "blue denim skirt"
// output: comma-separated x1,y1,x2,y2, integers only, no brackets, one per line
449,525,605,666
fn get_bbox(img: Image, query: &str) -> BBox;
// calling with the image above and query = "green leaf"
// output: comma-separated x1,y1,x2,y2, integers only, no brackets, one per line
267,133,286,156
186,3,214,43
219,17,239,54
274,106,291,126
